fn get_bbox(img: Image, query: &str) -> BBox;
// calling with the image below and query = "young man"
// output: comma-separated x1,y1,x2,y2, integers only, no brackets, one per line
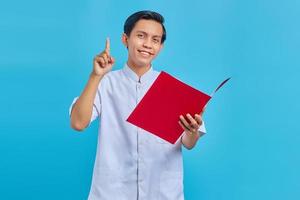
70,10,206,200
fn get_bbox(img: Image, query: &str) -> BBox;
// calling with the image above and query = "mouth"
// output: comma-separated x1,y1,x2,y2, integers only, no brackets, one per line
137,49,153,56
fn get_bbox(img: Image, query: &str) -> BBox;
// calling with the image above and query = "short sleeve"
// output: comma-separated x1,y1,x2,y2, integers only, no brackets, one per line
198,121,206,137
69,97,79,117
69,90,102,125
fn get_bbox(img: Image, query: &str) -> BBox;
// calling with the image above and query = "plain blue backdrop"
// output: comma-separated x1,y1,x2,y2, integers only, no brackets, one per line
1,0,299,199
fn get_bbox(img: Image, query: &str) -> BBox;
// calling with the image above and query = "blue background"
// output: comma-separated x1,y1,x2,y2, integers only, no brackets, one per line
1,0,299,199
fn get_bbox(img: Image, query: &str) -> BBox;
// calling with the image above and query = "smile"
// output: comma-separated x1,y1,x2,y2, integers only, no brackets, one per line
138,50,153,56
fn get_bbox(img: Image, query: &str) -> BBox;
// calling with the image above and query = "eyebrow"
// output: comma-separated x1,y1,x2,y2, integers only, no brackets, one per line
136,30,162,38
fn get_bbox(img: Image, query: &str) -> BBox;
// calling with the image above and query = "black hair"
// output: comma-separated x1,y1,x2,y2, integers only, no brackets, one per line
123,10,166,44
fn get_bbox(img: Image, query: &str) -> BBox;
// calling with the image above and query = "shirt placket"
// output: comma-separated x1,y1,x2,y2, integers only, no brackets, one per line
136,81,146,199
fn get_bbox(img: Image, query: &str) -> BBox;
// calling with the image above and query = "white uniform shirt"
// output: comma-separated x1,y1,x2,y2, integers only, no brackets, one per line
70,64,206,200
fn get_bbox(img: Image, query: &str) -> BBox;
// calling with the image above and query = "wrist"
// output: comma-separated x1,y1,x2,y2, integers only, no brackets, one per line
90,71,104,79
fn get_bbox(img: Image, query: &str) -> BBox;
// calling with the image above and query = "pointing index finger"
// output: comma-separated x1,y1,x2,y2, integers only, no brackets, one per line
105,37,110,54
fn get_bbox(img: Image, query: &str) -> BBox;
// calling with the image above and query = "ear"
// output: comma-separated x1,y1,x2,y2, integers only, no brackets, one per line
121,33,128,48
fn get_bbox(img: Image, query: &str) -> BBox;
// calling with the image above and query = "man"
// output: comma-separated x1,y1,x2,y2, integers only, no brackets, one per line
70,10,205,200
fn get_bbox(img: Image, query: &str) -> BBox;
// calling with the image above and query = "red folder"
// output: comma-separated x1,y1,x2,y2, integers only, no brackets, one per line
126,71,230,144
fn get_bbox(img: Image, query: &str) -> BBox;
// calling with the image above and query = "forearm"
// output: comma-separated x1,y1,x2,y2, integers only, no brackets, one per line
70,73,103,131
181,132,200,150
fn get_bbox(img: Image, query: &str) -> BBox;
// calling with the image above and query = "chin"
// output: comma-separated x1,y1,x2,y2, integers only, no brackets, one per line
135,59,152,68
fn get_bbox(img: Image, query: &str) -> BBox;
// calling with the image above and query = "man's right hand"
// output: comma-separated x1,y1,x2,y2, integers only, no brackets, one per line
93,37,115,76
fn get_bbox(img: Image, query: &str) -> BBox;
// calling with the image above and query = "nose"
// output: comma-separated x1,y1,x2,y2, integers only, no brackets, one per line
143,38,152,49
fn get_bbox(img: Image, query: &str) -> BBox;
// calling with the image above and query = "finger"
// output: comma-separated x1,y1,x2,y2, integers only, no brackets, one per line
105,37,110,55
194,114,203,126
107,55,112,64
95,56,106,67
178,120,190,132
110,56,115,64
179,120,197,133
186,113,199,129
179,115,191,129
101,53,109,66
94,56,102,65
100,57,107,67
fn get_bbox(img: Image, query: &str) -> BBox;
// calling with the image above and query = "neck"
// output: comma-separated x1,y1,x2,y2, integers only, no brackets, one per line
127,61,151,78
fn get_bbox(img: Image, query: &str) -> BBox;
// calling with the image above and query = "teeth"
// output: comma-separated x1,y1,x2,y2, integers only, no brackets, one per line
139,50,151,55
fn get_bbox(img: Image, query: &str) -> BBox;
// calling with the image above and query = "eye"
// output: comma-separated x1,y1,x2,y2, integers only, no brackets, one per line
153,38,160,43
137,34,144,38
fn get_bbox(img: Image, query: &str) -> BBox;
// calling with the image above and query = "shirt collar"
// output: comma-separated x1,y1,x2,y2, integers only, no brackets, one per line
123,63,154,83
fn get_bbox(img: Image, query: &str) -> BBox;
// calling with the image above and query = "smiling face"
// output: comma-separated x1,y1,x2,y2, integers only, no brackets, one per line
122,19,164,70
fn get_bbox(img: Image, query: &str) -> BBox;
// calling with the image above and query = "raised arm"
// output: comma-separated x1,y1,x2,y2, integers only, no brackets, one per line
70,38,115,131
